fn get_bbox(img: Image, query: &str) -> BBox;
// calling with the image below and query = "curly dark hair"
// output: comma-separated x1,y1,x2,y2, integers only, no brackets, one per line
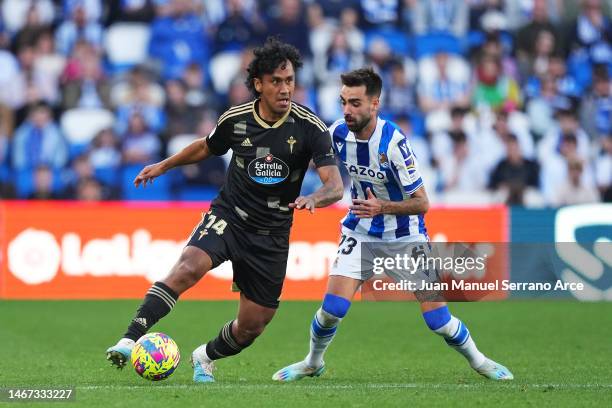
340,67,382,97
245,37,303,96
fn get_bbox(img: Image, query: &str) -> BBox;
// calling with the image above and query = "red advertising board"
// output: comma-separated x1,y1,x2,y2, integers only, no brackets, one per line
0,202,507,300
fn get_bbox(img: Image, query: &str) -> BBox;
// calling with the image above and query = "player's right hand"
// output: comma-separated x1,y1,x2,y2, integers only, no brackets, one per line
134,162,166,187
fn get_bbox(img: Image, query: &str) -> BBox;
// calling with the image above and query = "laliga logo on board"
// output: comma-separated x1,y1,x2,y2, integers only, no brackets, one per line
7,228,337,285
554,204,612,301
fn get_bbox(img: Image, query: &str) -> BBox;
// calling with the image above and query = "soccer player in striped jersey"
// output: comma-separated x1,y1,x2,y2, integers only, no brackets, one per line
273,68,513,382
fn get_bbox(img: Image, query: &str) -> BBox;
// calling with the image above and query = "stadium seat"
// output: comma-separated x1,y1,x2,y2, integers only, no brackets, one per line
94,167,120,187
209,52,242,95
414,33,461,59
60,108,115,148
177,186,219,201
167,134,198,156
365,28,411,56
0,164,10,182
104,23,151,72
121,164,171,201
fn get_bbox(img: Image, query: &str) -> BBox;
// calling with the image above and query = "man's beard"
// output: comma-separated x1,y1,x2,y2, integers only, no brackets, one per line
346,116,370,132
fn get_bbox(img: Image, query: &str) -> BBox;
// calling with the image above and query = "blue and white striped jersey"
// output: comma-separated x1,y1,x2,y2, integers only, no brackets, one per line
329,117,428,240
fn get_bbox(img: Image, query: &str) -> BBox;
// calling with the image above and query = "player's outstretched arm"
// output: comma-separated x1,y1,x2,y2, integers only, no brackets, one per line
350,187,430,218
289,165,343,213
134,138,212,187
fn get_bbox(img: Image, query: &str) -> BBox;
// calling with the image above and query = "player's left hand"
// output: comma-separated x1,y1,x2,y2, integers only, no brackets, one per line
350,188,384,218
289,196,316,214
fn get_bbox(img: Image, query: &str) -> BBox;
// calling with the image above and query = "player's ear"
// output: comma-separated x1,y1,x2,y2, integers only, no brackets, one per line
254,78,262,93
371,96,380,112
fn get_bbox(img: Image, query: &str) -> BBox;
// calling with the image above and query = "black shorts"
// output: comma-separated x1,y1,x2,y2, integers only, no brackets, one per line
186,207,289,309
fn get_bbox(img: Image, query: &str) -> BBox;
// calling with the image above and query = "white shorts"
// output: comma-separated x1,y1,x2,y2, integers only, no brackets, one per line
330,226,431,282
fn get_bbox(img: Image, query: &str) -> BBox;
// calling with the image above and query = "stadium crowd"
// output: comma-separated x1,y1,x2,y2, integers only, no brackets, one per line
0,0,610,206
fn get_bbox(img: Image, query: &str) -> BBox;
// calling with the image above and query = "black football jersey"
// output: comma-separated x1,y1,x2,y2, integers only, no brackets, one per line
206,99,336,234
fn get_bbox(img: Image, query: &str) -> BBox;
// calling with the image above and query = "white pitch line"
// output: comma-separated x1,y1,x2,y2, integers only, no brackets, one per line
77,383,612,391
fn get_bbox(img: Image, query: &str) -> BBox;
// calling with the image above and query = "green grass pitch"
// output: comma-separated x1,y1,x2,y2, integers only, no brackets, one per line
1,300,611,407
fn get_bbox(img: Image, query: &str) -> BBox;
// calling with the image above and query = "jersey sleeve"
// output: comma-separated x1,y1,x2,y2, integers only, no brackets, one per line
309,127,337,168
389,135,424,195
206,117,233,156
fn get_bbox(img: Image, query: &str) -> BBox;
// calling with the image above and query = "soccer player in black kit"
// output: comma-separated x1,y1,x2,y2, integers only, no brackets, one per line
106,38,344,383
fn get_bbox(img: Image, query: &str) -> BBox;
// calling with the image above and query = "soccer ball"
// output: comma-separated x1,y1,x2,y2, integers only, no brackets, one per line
131,332,180,381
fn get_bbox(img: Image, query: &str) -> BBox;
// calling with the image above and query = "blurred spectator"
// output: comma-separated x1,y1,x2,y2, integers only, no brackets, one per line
412,0,468,37
562,0,612,62
1,0,54,35
518,28,557,81
226,77,252,110
479,109,536,173
55,3,103,56
0,43,22,109
507,0,563,30
580,65,612,139
174,115,226,188
468,0,505,32
488,133,540,205
111,65,165,108
161,78,204,144
526,76,559,139
314,29,365,84
62,0,103,23
212,0,264,52
317,0,361,19
12,102,67,170
382,62,416,118
11,42,60,113
265,0,311,57
61,51,111,110
182,63,217,109
307,3,336,58
121,112,161,164
477,32,518,80
89,128,122,169
595,134,612,201
418,51,470,113
516,0,562,74
148,0,209,80
28,165,59,199
12,4,49,51
359,0,401,28
339,7,365,53
106,0,156,25
75,176,104,201
538,97,591,163
540,132,596,204
473,55,521,111
438,129,487,192
551,158,600,205
61,153,94,196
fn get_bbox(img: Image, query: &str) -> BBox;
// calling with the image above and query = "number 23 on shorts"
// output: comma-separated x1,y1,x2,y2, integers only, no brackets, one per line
338,234,357,255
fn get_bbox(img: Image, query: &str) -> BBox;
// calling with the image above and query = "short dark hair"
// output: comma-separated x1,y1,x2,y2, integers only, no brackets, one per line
340,67,382,97
245,37,303,96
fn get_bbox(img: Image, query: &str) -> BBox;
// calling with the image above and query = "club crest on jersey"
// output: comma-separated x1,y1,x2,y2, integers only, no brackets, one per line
248,154,290,185
379,152,389,169
287,136,297,153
